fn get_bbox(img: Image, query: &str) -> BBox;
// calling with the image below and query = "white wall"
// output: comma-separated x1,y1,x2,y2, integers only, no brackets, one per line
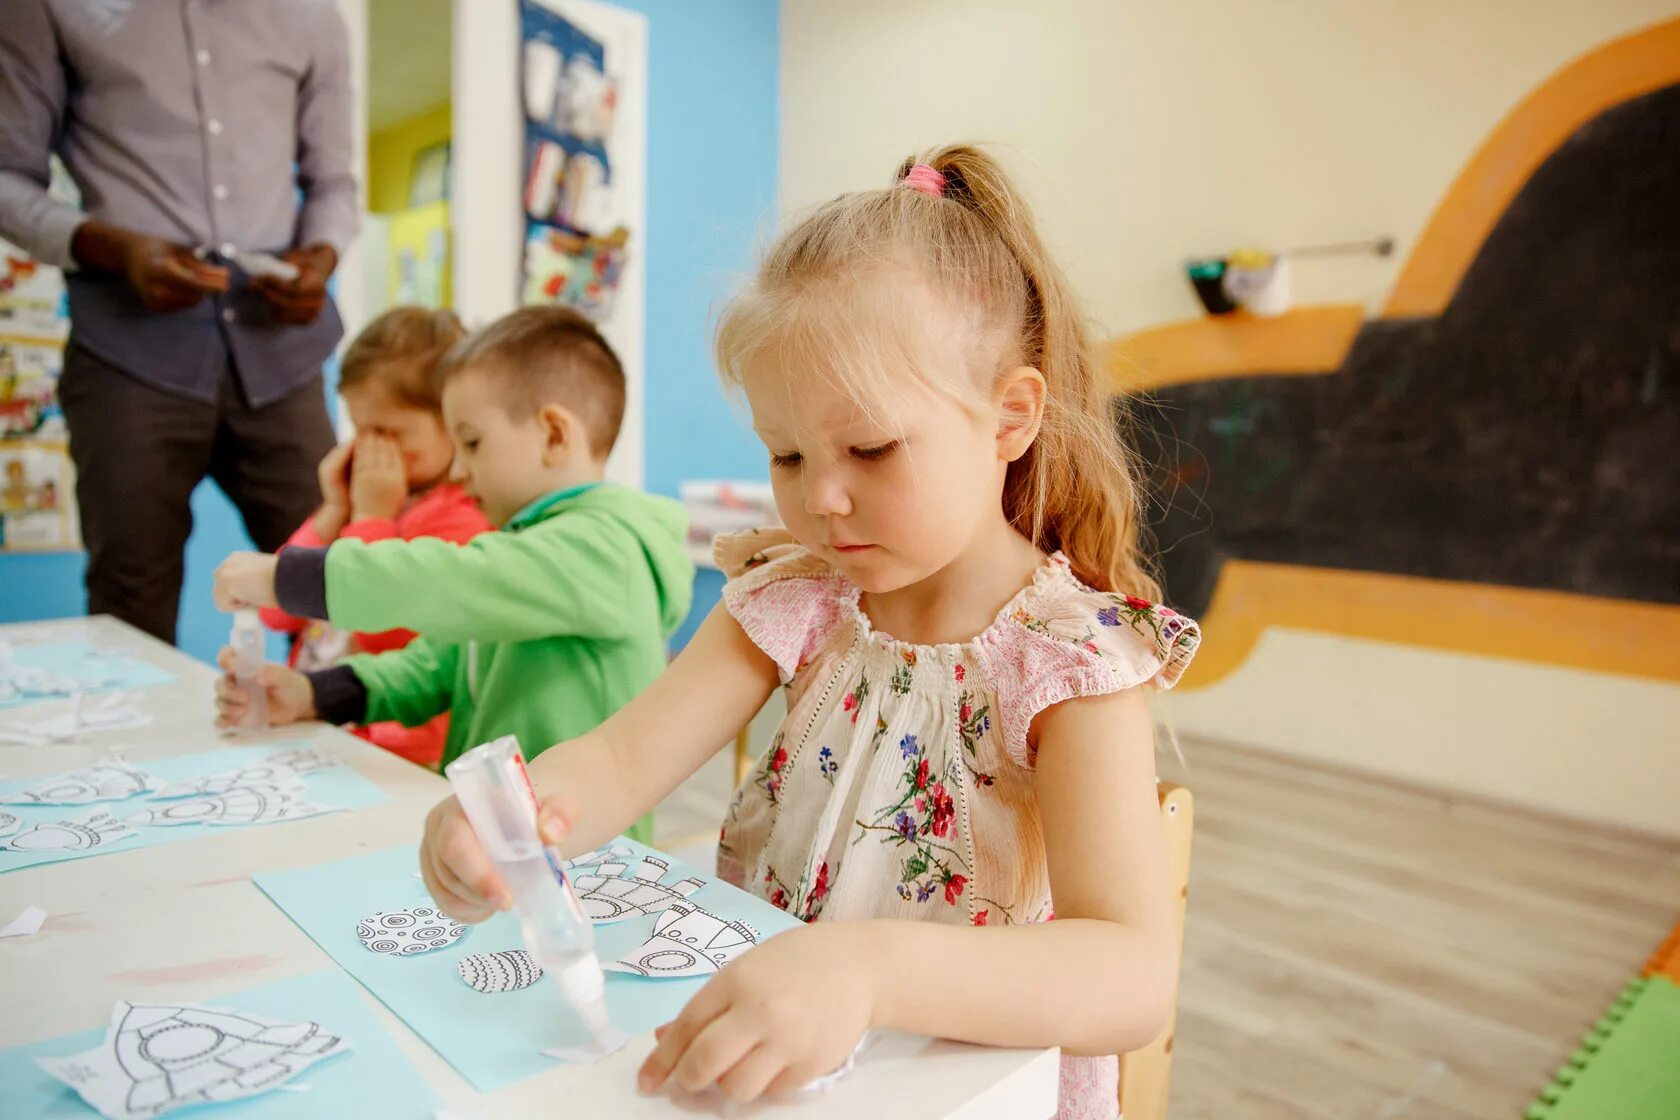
780,1,1680,835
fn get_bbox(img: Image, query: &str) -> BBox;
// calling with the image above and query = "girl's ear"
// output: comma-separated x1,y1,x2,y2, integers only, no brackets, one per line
995,366,1046,462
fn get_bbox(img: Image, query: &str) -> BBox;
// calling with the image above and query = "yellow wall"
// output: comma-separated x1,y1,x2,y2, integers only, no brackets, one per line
780,2,1680,835
368,101,452,215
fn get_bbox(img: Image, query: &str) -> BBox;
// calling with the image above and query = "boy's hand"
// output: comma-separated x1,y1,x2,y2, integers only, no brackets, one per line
349,433,406,522
314,440,355,535
213,552,281,610
420,791,573,924
213,648,316,728
638,923,876,1103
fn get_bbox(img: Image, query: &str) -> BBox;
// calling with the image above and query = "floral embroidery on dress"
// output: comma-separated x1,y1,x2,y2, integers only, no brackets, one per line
957,690,996,787
756,731,789,804
889,648,917,695
818,746,838,783
858,733,969,907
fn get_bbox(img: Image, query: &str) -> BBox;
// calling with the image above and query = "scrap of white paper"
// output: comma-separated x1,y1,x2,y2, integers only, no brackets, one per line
604,902,758,979
0,904,47,938
36,1000,349,1120
0,760,160,806
2,809,140,853
541,1024,630,1065
0,699,152,745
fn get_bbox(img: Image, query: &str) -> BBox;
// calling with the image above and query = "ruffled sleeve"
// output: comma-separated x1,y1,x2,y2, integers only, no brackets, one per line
978,557,1201,767
715,529,853,683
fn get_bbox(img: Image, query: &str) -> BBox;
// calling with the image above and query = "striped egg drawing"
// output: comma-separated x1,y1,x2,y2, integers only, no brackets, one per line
356,907,466,956
457,949,544,993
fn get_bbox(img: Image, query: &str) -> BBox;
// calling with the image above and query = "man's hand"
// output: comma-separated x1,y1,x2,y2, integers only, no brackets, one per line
254,243,337,325
70,221,229,312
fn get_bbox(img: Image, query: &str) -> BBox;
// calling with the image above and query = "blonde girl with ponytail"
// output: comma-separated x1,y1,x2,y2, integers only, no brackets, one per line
419,145,1201,1119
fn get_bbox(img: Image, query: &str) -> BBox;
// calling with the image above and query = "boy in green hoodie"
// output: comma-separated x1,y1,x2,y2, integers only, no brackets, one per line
211,306,693,840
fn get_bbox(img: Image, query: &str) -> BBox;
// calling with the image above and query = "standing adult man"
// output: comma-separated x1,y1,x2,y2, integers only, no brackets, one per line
0,0,358,643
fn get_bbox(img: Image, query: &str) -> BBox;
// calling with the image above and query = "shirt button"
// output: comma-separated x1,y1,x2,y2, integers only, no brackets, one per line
212,184,229,201
196,49,210,66
222,308,236,323
207,118,223,135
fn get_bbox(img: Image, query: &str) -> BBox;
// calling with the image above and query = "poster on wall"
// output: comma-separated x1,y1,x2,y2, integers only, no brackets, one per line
518,0,635,320
0,158,78,553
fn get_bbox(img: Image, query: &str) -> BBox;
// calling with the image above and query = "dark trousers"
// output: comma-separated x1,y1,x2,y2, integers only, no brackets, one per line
58,343,336,645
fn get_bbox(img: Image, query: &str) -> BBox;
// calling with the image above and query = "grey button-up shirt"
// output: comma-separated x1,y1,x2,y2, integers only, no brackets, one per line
0,0,360,406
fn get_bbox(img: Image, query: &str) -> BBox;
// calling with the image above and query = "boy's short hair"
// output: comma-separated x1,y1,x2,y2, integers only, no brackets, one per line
340,306,467,411
434,306,626,458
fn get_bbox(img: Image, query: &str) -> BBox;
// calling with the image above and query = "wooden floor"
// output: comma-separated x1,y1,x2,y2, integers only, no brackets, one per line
1157,739,1680,1119
655,735,1680,1118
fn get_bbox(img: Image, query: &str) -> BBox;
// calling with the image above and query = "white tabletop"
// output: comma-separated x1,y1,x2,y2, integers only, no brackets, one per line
0,616,1058,1119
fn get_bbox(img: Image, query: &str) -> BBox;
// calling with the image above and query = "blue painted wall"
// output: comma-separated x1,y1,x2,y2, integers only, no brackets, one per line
0,0,779,661
627,0,777,501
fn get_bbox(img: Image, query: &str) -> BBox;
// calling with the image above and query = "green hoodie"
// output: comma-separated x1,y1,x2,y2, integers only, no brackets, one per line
323,485,693,838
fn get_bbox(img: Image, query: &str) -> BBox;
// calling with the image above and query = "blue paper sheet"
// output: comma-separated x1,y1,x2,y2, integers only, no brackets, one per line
255,841,802,1093
0,969,438,1120
0,746,388,874
0,642,177,710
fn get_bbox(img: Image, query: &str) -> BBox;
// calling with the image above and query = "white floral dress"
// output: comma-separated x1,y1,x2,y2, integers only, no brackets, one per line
713,530,1201,1120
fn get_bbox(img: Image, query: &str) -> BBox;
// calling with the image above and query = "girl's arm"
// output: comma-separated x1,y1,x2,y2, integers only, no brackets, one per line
420,604,779,921
638,686,1177,1101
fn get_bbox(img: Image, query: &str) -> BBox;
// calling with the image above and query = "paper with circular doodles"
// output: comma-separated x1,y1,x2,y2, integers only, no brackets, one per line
0,810,21,837
457,949,544,993
34,999,348,1120
0,761,160,806
2,808,139,852
604,901,759,978
357,907,466,956
126,782,335,828
565,846,705,924
149,747,339,801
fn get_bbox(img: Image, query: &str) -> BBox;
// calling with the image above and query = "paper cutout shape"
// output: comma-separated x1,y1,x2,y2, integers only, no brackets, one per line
541,1024,629,1065
150,748,338,801
457,950,544,994
2,809,139,852
126,784,334,828
35,1000,348,1120
0,699,152,744
570,853,705,924
0,761,159,806
356,907,466,956
0,903,47,938
604,902,758,979
0,811,20,837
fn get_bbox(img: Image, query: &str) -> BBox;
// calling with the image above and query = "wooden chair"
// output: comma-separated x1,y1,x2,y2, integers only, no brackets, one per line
733,732,1194,1118
1119,781,1194,1120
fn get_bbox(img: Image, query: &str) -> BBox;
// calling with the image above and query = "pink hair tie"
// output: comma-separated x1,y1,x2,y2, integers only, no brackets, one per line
900,163,945,198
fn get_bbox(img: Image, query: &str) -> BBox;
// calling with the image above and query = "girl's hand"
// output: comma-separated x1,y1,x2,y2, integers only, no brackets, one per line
349,433,407,522
212,552,280,610
212,649,316,727
314,440,354,536
638,923,876,1103
419,791,573,923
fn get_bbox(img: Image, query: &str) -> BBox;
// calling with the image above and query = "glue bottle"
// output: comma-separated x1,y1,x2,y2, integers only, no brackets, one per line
446,736,614,1045
230,609,269,732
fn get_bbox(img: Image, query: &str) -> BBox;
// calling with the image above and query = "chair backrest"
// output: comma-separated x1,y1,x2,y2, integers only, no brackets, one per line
733,735,1196,1118
1118,782,1195,1120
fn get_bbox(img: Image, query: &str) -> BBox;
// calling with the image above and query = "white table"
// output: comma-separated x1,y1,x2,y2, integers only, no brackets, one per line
0,616,1058,1118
